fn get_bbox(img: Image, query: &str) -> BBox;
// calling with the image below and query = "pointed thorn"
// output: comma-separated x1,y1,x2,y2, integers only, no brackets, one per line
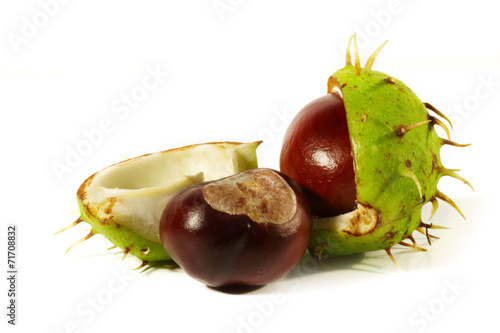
55,218,83,235
317,242,328,261
428,224,449,230
407,235,425,251
396,120,432,137
408,235,417,246
417,222,431,245
134,261,148,271
346,35,353,66
419,221,443,245
416,227,425,235
140,266,154,274
107,245,118,250
399,162,423,199
430,116,451,140
399,241,427,252
424,224,433,245
429,197,439,220
425,227,432,245
417,224,443,234
385,247,401,269
353,33,361,75
122,247,130,261
309,242,328,262
66,230,94,253
365,40,388,70
398,241,412,248
164,263,180,269
442,139,471,148
424,102,453,130
436,189,466,220
140,248,151,256
438,167,475,191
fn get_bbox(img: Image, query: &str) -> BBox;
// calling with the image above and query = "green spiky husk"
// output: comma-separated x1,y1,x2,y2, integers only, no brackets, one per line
77,197,172,262
309,65,444,256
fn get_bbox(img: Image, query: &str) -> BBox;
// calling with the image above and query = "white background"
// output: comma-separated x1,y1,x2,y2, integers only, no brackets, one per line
1,1,499,332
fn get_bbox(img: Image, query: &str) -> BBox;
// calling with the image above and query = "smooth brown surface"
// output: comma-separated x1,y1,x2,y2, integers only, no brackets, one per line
280,93,356,217
159,169,312,288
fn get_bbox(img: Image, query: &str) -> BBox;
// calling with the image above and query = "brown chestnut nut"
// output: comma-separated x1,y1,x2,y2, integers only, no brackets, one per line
159,168,312,288
280,93,357,217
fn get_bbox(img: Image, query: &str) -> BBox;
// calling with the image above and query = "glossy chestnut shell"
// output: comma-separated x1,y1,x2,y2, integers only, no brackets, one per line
280,93,356,217
159,168,312,288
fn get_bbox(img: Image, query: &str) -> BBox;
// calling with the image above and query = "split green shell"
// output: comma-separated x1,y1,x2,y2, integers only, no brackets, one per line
308,37,472,261
59,141,261,268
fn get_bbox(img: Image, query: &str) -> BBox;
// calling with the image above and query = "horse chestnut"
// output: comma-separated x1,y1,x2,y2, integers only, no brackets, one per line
159,168,312,288
280,92,356,217
279,36,472,262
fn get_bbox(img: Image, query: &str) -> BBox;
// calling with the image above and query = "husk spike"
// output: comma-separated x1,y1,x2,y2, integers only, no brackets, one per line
353,33,361,75
424,102,453,129
399,164,423,199
66,230,95,253
396,120,432,137
415,227,432,245
436,189,466,220
438,167,475,191
122,248,130,261
398,240,427,252
346,35,353,66
442,139,471,147
365,40,388,70
55,218,82,235
408,234,417,247
430,116,451,140
385,247,400,269
429,197,439,220
134,261,148,271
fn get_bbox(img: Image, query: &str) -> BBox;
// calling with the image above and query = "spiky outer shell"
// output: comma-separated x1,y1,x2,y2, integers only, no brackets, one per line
76,197,171,262
70,141,261,264
309,65,444,256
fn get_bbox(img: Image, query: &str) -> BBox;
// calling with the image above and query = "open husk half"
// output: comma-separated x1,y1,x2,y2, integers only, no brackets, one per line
60,141,261,265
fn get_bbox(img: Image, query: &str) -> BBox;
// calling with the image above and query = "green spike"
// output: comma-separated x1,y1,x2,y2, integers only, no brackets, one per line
399,162,422,199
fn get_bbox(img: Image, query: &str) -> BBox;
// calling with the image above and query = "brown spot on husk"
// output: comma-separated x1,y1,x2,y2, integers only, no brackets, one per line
86,196,117,225
384,77,396,85
343,204,379,236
